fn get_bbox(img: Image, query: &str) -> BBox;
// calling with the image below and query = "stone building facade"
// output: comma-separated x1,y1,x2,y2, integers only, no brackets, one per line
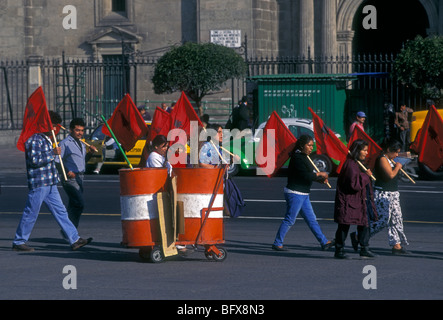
2,0,442,60
1,0,442,100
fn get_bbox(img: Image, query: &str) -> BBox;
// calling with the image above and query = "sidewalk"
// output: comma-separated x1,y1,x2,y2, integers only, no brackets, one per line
0,144,26,173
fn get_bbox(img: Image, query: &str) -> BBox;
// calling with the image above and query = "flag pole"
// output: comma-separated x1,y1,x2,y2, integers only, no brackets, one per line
307,155,332,188
391,159,416,184
58,124,97,150
349,151,376,181
51,130,67,181
101,115,133,170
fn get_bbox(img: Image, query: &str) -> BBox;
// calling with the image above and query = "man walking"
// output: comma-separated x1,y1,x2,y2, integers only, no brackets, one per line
13,111,92,252
395,102,414,152
58,118,97,228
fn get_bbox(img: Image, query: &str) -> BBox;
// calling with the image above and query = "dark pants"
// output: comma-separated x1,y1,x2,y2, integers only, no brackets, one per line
399,129,410,152
62,173,84,228
335,224,369,248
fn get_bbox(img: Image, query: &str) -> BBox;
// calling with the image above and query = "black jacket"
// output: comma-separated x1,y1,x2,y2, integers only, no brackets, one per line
286,151,317,193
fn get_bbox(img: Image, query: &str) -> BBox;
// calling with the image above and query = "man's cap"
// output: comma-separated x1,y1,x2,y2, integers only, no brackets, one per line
356,111,366,118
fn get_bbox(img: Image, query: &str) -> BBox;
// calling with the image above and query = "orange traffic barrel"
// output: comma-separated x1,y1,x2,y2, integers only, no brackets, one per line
120,168,168,247
173,167,225,244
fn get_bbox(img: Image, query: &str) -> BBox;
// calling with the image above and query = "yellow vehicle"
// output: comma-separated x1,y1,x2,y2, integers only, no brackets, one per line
85,123,150,173
410,108,443,142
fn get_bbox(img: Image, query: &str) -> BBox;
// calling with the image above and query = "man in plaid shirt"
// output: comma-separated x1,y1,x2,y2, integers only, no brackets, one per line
12,111,92,252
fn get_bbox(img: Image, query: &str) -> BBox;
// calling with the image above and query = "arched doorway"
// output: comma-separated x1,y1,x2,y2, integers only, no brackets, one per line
352,0,429,54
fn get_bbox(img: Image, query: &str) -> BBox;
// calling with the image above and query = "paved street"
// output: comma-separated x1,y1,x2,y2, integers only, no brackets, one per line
1,145,443,306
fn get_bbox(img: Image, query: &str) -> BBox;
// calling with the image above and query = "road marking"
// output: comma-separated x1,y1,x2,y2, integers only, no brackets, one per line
1,211,442,224
244,199,334,203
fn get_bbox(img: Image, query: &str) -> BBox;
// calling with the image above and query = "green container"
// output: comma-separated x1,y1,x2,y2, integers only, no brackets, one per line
250,74,356,138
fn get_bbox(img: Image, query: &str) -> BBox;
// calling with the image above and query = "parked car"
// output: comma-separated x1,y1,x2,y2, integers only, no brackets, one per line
225,118,345,176
85,122,150,173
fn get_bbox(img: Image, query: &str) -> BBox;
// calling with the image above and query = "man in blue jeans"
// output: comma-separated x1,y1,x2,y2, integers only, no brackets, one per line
12,111,92,252
58,118,97,229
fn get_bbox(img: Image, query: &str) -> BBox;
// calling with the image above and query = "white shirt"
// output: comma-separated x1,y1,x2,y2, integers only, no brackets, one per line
146,151,172,175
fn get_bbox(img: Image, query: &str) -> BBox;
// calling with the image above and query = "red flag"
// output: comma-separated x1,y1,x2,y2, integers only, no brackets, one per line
138,107,171,167
255,111,297,177
308,107,348,170
102,94,148,152
148,107,171,142
169,91,203,136
17,86,53,152
411,105,443,171
337,124,382,173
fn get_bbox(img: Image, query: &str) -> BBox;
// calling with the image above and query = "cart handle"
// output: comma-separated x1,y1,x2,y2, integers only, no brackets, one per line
194,165,228,246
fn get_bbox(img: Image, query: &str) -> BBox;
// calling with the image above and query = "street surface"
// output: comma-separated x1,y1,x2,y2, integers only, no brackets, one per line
1,163,443,305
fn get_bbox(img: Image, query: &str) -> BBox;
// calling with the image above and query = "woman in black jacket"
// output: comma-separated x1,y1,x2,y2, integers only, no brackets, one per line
272,135,334,251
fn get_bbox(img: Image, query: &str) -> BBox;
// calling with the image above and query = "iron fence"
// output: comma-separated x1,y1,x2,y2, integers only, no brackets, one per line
0,52,433,132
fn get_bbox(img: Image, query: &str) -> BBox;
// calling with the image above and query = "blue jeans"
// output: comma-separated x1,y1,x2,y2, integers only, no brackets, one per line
13,185,80,245
62,174,85,228
273,192,328,247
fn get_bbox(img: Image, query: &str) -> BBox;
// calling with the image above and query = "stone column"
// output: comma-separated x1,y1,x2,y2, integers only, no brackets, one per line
299,0,314,57
24,0,35,57
27,56,43,93
321,0,337,72
299,0,314,73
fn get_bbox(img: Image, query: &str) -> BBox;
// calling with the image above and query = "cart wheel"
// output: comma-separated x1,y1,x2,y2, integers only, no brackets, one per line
212,247,227,262
150,246,164,263
204,251,214,260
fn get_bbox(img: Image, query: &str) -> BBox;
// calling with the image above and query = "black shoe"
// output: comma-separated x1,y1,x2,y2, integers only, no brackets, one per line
334,248,348,259
12,243,35,252
71,237,93,251
321,239,335,251
350,232,359,252
272,245,289,251
392,247,410,255
360,247,376,258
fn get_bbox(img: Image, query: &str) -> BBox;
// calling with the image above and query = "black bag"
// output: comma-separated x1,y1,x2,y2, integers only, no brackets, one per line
223,177,246,218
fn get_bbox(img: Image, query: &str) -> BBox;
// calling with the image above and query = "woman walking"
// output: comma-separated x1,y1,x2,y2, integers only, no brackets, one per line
370,140,409,255
272,135,334,252
334,139,378,259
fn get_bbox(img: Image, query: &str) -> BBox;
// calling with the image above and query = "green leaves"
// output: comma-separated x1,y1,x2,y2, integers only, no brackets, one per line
152,42,247,106
392,35,443,100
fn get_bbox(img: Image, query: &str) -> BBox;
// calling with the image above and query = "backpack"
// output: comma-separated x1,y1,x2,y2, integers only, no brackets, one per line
223,177,246,218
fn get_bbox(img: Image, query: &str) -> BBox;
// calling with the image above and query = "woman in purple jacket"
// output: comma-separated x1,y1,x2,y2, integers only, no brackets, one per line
333,139,378,259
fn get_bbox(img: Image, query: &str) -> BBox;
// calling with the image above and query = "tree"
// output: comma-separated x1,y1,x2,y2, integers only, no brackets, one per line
152,42,247,115
392,35,443,104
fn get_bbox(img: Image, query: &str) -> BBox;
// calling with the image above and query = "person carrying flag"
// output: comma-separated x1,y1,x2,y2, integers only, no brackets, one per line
199,124,226,168
349,111,366,140
370,140,409,255
13,111,92,252
333,139,377,259
58,118,97,229
272,135,334,252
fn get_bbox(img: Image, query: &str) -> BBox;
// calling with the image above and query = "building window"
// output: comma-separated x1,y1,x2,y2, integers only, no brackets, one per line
112,0,126,13
95,0,133,26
